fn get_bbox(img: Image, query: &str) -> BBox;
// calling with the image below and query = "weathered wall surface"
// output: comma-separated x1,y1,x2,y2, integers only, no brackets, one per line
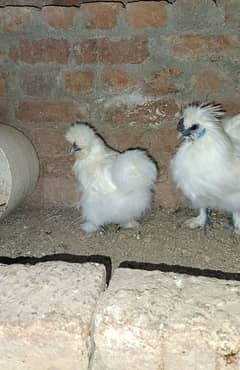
0,1,239,208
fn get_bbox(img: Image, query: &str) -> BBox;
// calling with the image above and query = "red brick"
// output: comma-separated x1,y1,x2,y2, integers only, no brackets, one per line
141,127,178,158
127,2,166,28
105,100,178,125
10,39,69,64
0,7,32,32
74,37,149,64
41,156,73,177
194,70,222,93
15,101,77,123
42,176,79,205
145,69,181,96
82,3,121,29
20,69,57,97
170,35,240,59
103,69,138,90
24,126,69,157
64,71,94,91
28,175,78,206
221,0,240,27
0,72,9,96
219,99,240,115
41,6,77,29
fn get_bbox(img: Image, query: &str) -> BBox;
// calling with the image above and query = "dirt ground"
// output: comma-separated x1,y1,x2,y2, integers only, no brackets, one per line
0,205,239,278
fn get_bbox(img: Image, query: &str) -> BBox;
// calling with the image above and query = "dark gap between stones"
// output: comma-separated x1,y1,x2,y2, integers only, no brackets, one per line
0,253,112,285
119,260,240,281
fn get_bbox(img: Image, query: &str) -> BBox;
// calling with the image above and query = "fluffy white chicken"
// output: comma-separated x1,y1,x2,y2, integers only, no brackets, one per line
170,103,240,233
65,123,158,233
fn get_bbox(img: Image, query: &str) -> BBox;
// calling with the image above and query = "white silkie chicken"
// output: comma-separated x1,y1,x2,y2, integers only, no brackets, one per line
170,103,240,233
65,123,158,233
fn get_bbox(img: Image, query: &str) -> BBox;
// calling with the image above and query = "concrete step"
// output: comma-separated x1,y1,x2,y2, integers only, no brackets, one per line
0,261,106,370
92,267,240,370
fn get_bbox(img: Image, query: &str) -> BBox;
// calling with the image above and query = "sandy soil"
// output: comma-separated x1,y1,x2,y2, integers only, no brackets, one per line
0,205,239,279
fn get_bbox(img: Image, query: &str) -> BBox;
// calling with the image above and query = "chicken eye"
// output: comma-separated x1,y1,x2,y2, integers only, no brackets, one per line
191,124,199,131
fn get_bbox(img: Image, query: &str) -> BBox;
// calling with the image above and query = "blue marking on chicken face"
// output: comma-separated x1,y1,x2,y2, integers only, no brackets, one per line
197,128,206,139
177,120,206,141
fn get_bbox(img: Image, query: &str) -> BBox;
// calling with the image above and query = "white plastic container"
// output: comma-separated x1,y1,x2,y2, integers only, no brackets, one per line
0,123,39,218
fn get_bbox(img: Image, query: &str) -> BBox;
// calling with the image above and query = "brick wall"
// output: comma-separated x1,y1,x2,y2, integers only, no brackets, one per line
0,1,239,208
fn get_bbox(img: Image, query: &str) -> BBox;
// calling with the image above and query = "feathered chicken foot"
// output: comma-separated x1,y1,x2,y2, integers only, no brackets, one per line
184,208,212,232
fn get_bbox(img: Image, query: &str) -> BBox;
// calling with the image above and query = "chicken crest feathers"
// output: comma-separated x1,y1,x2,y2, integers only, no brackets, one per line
65,122,97,149
183,103,225,125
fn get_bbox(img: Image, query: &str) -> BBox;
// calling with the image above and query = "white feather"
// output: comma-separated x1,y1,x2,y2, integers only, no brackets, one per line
222,114,240,140
170,103,240,232
65,123,158,232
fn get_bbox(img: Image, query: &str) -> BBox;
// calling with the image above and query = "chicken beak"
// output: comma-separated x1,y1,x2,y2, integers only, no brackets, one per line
70,143,80,154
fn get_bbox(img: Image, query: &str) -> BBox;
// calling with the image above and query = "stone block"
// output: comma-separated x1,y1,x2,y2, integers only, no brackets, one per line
0,262,106,370
92,268,240,370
